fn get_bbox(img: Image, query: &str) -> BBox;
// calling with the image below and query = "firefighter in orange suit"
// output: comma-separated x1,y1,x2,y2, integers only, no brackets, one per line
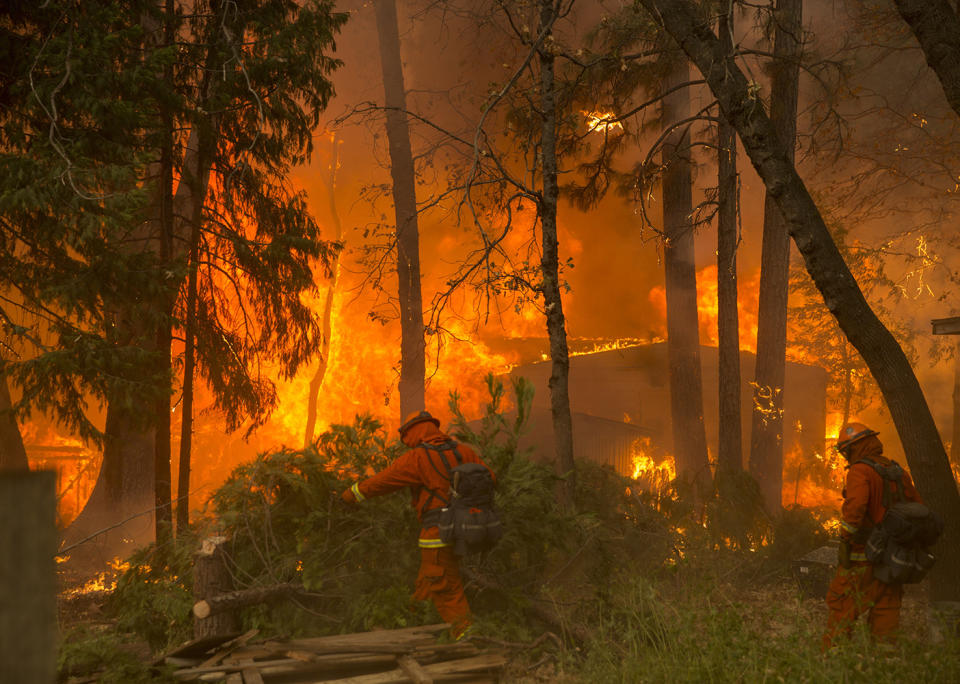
822,422,923,649
340,410,491,639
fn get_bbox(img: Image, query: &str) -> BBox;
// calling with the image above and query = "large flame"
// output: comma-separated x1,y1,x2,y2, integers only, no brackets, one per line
648,264,761,350
626,437,676,510
782,411,847,510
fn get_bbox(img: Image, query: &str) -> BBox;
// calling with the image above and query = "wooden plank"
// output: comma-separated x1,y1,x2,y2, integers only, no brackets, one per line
239,659,265,684
226,675,243,684
0,472,56,684
174,658,304,678
174,652,400,679
317,654,507,684
397,655,432,684
197,629,260,669
275,625,448,657
159,631,245,663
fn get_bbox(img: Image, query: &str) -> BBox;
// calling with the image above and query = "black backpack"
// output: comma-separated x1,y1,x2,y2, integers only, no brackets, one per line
420,441,502,556
860,458,943,584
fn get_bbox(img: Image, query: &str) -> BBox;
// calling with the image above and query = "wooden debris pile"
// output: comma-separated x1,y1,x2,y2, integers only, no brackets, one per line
159,623,506,683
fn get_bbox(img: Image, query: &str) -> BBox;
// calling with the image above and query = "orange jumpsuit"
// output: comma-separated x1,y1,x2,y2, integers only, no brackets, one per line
822,436,922,649
341,421,491,637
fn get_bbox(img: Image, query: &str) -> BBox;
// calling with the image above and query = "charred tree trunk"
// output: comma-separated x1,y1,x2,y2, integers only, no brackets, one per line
64,395,157,556
662,61,711,499
952,340,960,467
304,137,343,449
538,0,576,506
716,2,742,478
177,220,202,536
892,0,960,120
749,0,802,515
65,4,220,554
640,0,960,603
154,0,176,543
0,372,28,472
840,342,853,426
155,322,173,544
374,0,425,419
175,49,220,536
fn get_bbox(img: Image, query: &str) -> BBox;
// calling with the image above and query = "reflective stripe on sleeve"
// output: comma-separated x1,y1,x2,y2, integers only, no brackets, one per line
418,538,450,548
850,551,867,562
351,482,366,502
840,520,858,534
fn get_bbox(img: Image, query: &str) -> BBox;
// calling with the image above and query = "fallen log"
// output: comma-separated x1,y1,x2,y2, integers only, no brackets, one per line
193,582,306,620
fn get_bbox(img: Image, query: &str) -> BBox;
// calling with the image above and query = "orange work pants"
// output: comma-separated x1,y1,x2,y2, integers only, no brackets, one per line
414,547,471,637
822,562,902,649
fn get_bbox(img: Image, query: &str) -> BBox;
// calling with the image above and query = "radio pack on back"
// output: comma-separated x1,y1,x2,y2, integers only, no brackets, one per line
421,441,502,556
861,458,943,584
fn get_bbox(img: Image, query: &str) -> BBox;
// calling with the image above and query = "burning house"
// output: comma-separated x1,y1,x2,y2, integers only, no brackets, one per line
507,342,828,496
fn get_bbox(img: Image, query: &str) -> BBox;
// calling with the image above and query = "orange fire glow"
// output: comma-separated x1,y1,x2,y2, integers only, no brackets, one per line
647,264,761,350
583,110,624,134
781,411,847,510
61,556,131,598
22,422,99,528
627,437,676,509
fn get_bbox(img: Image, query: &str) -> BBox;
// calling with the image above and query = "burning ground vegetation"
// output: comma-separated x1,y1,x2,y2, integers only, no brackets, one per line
56,379,960,683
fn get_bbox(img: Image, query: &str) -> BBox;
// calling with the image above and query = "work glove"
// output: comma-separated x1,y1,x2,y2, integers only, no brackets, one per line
837,539,851,569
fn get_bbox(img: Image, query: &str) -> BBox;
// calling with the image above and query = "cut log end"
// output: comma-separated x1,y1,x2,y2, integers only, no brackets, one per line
194,599,212,620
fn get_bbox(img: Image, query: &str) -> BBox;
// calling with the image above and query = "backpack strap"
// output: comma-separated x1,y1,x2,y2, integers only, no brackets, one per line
858,457,905,509
417,440,463,513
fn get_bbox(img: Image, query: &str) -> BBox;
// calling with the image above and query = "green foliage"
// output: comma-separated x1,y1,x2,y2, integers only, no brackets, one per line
578,573,960,684
107,537,196,651
58,626,175,684
89,376,956,683
448,375,678,632
0,0,347,439
209,418,421,635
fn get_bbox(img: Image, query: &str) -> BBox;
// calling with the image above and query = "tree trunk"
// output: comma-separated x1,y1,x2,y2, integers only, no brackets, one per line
304,136,343,449
952,340,960,466
840,342,853,426
0,372,28,472
749,0,802,515
155,320,173,544
155,0,176,541
65,3,220,554
891,0,960,120
716,2,742,478
538,0,576,506
64,397,157,556
177,222,201,536
639,0,960,603
374,0,425,419
193,537,240,638
662,60,711,499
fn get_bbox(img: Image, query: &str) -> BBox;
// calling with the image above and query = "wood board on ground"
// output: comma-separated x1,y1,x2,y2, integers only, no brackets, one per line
157,623,505,683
